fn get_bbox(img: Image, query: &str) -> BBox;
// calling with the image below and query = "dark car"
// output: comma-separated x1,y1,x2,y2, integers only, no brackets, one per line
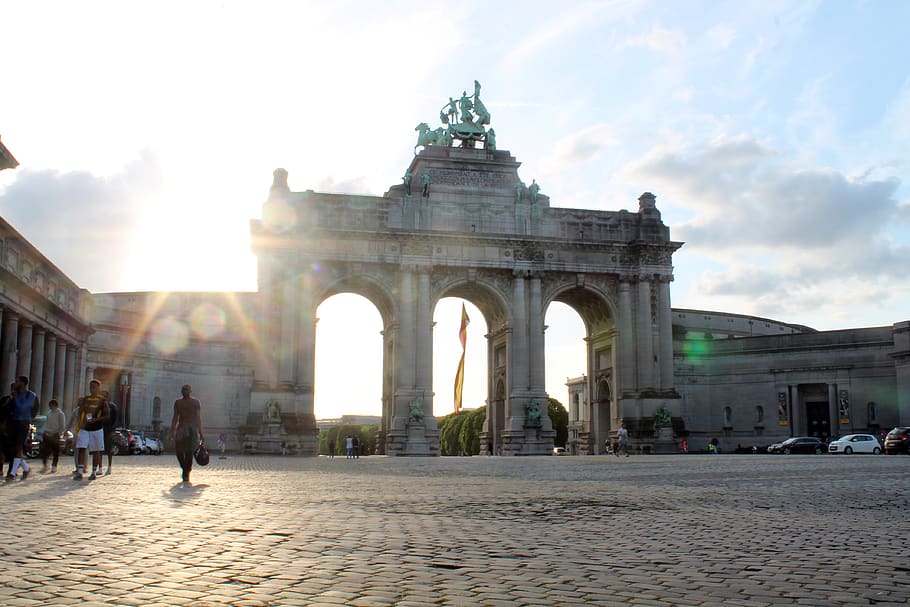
107,429,131,455
884,427,910,455
770,436,825,455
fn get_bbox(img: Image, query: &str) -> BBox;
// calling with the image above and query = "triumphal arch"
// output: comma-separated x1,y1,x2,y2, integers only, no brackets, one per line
250,82,681,456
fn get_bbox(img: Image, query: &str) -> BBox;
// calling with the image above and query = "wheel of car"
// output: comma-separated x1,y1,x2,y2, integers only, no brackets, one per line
783,448,791,455
844,446,853,454
873,447,881,455
110,444,120,456
815,447,822,454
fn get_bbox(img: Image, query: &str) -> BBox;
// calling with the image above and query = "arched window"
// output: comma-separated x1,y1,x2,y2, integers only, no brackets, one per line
755,405,764,423
867,402,877,423
723,406,732,427
152,396,161,421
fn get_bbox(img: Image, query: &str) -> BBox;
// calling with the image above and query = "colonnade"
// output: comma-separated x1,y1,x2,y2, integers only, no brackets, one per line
0,307,84,415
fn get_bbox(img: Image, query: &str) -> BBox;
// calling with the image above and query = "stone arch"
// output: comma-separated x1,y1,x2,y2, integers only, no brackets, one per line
545,282,619,454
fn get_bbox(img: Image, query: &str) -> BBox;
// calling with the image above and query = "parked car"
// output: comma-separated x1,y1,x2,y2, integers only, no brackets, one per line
827,434,882,454
553,446,567,456
884,427,910,455
107,429,131,455
26,416,73,458
143,435,163,455
115,428,143,454
769,437,825,454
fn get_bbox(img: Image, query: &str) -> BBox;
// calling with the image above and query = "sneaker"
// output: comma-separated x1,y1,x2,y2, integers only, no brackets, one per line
40,465,49,474
5,475,14,482
50,466,57,474
105,468,111,476
73,473,83,480
21,469,29,480
88,472,97,481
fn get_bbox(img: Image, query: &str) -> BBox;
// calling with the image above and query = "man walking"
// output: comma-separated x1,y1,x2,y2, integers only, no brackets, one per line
616,422,630,457
170,384,203,485
70,379,110,480
7,376,40,480
40,399,66,474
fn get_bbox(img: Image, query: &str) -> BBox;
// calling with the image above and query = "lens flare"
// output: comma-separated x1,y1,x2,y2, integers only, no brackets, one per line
190,302,226,340
149,316,190,355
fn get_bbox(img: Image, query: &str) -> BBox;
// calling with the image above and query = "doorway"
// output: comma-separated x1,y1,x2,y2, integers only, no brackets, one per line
805,401,830,441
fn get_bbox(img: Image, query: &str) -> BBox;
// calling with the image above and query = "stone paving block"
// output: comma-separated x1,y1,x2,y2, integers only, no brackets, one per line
2,455,909,605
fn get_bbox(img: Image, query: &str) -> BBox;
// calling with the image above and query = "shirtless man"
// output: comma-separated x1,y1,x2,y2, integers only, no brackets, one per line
69,379,109,480
170,384,203,484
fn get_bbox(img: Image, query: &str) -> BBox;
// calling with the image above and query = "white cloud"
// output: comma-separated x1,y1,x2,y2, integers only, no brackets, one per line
621,134,909,326
622,25,687,53
0,151,162,291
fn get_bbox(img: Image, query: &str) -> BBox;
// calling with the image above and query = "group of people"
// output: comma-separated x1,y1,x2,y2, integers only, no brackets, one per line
0,377,204,485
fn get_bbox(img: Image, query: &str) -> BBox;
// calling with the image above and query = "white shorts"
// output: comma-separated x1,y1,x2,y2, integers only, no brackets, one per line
75,428,105,452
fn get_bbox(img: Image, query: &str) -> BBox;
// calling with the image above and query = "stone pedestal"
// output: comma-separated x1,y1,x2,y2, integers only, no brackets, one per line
652,425,677,454
403,423,430,456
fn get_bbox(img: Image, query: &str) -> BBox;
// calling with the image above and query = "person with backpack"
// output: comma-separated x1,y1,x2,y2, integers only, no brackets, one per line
103,399,119,476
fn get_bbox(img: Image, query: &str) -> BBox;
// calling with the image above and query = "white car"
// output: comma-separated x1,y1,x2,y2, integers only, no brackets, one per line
553,447,567,456
143,436,163,455
827,434,882,455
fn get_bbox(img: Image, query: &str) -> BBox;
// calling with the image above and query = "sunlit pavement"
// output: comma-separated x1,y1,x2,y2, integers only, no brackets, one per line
1,453,909,607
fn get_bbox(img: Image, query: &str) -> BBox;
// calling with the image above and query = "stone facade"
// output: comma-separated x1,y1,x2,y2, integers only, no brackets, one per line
251,145,680,455
2,136,907,456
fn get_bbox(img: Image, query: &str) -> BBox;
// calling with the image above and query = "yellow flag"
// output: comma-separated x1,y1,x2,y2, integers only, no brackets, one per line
454,303,469,413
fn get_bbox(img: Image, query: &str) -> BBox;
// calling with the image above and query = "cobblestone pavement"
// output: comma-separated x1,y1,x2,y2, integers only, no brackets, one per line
1,453,909,606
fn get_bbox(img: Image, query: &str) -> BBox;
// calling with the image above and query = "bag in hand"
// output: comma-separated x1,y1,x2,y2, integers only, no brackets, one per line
194,441,210,466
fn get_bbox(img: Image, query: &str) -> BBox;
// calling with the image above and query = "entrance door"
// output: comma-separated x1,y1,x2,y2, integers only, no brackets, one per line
805,401,830,441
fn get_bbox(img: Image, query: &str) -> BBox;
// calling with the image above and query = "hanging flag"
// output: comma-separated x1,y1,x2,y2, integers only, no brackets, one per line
454,303,470,413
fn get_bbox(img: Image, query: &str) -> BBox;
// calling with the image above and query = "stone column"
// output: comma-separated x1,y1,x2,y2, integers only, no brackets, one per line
416,269,432,404
617,280,634,395
278,277,296,390
30,327,46,406
398,270,416,389
16,320,33,380
528,273,545,394
54,341,67,415
42,333,57,406
2,311,19,389
295,274,316,404
636,277,654,391
64,344,77,414
657,277,674,391
257,256,278,388
510,271,529,396
84,366,95,397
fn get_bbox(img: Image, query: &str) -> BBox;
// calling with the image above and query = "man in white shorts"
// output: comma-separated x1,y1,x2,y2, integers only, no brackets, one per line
68,379,110,480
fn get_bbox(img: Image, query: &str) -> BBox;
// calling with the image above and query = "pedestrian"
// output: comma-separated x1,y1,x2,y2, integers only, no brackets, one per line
170,384,203,485
40,398,66,474
0,383,14,477
710,437,720,454
7,376,40,481
345,434,353,459
69,379,110,480
680,437,688,454
352,435,360,459
616,422,630,457
103,399,119,475
328,438,335,458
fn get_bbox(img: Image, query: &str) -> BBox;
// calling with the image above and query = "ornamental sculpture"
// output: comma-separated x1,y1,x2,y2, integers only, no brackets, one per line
526,400,542,426
415,80,493,153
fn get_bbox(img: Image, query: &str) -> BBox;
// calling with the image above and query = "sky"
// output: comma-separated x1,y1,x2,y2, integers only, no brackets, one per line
1,0,908,420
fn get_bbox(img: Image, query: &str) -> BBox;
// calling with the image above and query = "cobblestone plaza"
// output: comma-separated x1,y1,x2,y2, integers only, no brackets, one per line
1,454,908,606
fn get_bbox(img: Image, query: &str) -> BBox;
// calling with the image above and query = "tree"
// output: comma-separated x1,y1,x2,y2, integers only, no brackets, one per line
318,424,377,455
438,411,468,455
548,397,568,447
459,406,486,455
